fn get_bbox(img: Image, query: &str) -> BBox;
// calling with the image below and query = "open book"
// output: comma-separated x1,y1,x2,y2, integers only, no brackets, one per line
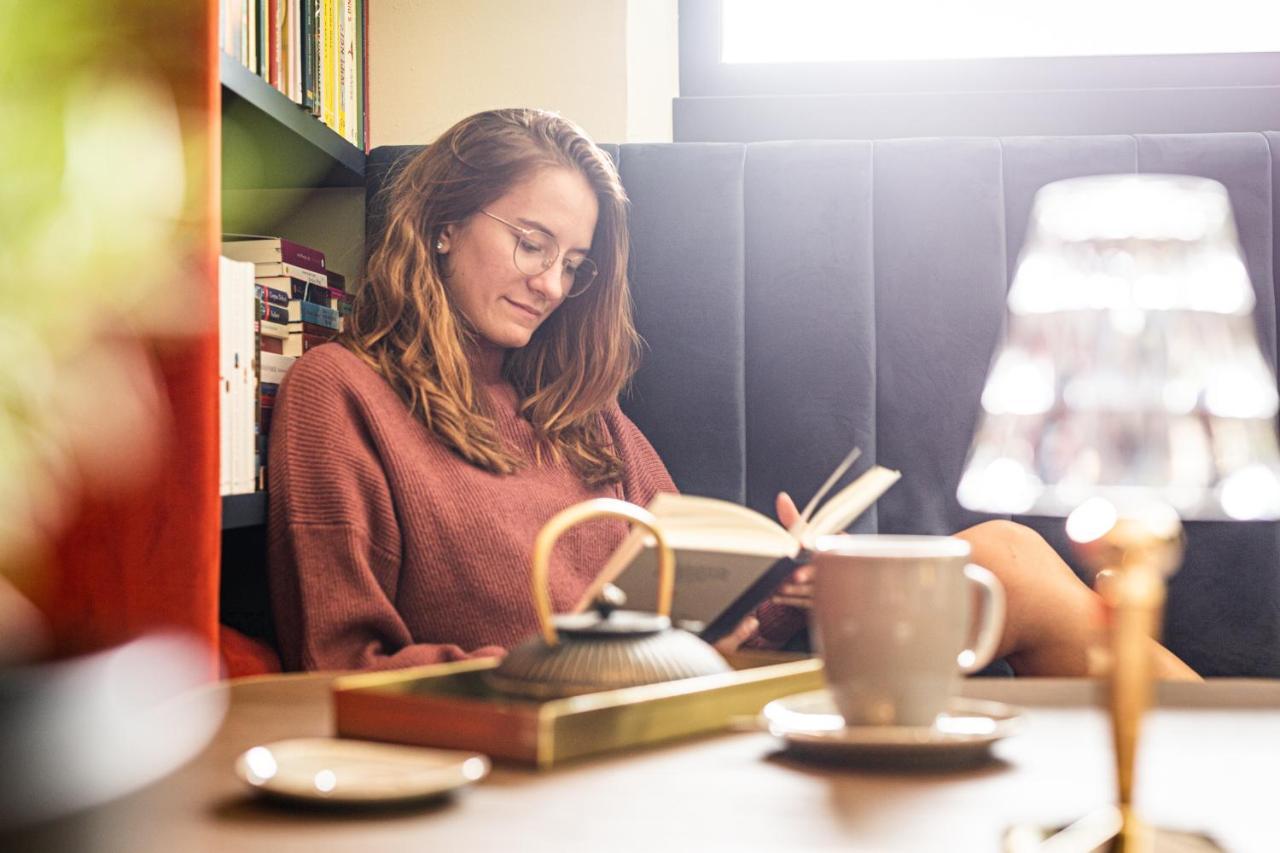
574,448,900,643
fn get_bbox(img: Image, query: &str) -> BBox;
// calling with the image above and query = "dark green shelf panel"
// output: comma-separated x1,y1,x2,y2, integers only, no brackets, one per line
220,51,365,189
222,492,267,530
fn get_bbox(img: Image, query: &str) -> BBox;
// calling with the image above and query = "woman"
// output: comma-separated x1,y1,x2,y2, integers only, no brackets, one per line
267,108,1196,679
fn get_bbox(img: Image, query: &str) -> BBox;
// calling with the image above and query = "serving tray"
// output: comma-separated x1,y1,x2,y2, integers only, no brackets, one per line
332,651,823,769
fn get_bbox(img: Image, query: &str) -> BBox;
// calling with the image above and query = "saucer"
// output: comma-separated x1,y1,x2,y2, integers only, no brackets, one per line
761,690,1023,765
234,738,490,805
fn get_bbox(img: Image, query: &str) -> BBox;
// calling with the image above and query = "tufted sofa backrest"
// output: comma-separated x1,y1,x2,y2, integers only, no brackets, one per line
367,132,1280,676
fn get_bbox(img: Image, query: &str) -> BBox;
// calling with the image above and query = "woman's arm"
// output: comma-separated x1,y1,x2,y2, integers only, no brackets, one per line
267,348,504,672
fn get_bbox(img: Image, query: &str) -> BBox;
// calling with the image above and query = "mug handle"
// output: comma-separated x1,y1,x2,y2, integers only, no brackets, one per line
959,563,1006,674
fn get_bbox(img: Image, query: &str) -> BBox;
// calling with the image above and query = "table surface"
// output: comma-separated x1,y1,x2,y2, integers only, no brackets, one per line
78,675,1280,852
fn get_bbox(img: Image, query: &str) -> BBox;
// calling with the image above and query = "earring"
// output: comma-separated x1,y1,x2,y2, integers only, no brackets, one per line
435,240,445,252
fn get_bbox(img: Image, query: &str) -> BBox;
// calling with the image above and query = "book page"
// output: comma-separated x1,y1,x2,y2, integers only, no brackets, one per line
801,466,901,546
606,546,783,626
572,493,795,614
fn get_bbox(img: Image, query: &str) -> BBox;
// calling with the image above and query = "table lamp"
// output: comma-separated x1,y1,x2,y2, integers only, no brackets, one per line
957,174,1280,852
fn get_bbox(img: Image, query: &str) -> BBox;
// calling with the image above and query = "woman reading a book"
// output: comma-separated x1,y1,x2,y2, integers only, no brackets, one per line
267,108,1196,679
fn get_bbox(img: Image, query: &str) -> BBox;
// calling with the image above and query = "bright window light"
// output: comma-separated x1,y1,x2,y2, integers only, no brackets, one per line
722,0,1280,64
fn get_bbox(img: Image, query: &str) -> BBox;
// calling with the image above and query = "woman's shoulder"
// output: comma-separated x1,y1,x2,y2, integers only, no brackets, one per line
285,341,369,384
600,400,659,458
282,343,384,398
277,343,402,416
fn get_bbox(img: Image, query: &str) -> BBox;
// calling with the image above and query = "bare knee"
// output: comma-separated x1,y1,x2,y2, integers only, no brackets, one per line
956,519,1048,563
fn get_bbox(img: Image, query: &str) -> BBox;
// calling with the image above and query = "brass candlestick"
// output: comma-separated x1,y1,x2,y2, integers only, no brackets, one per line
1071,509,1184,853
1004,509,1224,852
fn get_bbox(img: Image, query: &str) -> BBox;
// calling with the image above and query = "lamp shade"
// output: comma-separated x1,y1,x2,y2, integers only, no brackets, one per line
957,174,1280,521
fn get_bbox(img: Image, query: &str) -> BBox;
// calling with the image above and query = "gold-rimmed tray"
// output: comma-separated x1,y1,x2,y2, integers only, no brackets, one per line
332,652,823,770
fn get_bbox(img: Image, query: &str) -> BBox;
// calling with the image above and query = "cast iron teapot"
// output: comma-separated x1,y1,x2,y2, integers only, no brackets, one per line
485,498,731,700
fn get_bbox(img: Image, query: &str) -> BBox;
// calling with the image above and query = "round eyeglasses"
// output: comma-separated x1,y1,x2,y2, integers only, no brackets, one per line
480,209,599,297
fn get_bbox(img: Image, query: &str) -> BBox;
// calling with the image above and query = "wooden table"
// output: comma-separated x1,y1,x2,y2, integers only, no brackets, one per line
66,675,1280,852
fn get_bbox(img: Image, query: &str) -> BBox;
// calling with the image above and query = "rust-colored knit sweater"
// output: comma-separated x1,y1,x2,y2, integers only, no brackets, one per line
267,343,802,671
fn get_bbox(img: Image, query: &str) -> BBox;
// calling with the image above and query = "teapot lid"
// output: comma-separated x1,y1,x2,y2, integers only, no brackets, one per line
552,608,670,640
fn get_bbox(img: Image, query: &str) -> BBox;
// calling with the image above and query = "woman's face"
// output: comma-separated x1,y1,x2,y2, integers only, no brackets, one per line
439,166,599,350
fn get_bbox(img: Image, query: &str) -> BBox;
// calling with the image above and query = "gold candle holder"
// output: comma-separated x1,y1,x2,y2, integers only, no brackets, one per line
957,174,1280,852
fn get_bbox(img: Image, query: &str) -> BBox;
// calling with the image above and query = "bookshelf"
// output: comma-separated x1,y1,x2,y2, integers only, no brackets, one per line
220,51,365,189
218,5,367,531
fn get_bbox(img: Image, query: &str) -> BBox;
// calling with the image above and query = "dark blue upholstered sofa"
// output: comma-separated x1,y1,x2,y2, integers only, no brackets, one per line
367,133,1280,678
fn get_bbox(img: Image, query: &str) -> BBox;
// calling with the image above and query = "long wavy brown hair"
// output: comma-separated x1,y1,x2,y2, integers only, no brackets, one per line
342,108,640,486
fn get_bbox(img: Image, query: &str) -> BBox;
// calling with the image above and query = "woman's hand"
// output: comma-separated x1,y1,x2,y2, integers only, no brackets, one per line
712,615,759,655
712,492,816,653
770,492,815,609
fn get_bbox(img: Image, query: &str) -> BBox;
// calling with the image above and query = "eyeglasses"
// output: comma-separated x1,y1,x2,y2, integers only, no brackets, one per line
479,209,599,298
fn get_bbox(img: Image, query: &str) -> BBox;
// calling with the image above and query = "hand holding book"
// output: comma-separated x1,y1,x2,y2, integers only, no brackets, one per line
769,492,816,610
574,447,901,644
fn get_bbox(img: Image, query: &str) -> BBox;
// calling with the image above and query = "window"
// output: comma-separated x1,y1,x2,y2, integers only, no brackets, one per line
681,0,1280,98
676,0,1280,140
721,0,1280,66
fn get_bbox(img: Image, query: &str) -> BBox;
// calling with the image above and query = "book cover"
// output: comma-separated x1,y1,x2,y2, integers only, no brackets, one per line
222,236,326,273
574,451,900,643
260,336,284,355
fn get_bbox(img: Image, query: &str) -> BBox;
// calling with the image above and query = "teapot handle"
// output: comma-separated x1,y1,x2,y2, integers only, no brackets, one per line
532,498,675,647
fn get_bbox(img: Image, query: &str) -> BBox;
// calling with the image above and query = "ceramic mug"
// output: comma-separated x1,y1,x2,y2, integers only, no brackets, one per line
811,534,1006,728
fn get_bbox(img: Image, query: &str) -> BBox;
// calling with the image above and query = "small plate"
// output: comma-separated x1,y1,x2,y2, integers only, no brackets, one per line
234,738,490,805
761,690,1023,765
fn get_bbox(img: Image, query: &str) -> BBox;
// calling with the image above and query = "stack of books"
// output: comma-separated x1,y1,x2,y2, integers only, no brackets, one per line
220,235,348,491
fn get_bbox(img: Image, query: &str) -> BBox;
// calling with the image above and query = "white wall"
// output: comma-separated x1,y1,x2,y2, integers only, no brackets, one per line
370,0,676,146
626,0,679,142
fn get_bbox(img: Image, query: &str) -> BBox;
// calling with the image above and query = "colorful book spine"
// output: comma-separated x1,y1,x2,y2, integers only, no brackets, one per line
359,0,367,151
301,0,316,110
267,0,279,88
283,278,331,304
260,352,297,385
255,282,289,307
283,331,333,357
263,303,289,325
222,237,326,273
288,300,340,330
259,319,290,339
312,0,323,117
250,261,327,288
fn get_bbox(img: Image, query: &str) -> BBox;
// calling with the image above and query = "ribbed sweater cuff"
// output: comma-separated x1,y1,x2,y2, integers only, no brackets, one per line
744,601,808,650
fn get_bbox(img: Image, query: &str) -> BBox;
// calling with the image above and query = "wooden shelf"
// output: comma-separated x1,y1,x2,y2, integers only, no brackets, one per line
222,492,267,530
219,52,365,189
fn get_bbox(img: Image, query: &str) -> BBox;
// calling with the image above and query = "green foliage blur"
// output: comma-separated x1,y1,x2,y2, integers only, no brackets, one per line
0,0,197,568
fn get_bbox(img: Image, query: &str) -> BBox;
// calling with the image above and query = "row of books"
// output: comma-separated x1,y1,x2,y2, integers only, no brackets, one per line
218,0,367,149
218,236,352,495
